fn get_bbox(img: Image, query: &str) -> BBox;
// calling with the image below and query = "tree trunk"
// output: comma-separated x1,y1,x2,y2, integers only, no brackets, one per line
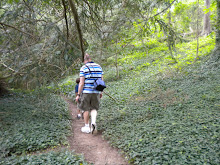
216,0,220,48
194,0,200,62
168,9,171,25
68,0,84,62
209,0,220,63
0,78,9,96
62,0,69,39
167,9,177,63
202,0,211,36
115,40,119,79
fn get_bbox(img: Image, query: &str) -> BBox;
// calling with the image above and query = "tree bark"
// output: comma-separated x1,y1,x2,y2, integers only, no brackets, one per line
202,0,211,36
68,0,84,61
216,0,220,47
209,0,220,63
62,0,69,39
0,78,9,96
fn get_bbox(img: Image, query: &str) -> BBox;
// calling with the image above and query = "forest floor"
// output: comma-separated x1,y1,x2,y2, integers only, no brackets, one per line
65,98,129,165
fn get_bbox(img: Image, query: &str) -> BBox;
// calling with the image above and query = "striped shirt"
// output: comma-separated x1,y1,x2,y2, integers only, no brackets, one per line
80,62,103,93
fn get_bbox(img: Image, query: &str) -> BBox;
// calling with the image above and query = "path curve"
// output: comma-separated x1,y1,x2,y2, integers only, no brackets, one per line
65,98,129,165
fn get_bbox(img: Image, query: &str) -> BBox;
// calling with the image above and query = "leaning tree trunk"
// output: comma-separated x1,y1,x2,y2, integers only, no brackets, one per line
68,0,85,62
209,0,220,63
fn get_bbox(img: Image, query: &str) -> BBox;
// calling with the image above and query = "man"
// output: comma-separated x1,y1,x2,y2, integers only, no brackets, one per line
76,53,103,134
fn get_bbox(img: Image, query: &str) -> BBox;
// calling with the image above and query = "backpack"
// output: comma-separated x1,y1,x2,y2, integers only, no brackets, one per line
85,65,106,91
94,78,106,91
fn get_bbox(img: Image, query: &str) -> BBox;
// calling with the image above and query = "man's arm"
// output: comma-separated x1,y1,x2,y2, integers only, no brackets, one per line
78,77,85,94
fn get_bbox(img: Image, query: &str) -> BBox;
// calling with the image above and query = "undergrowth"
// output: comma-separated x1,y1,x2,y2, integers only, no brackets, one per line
1,149,89,165
0,90,89,164
96,36,219,164
98,60,219,164
48,35,218,164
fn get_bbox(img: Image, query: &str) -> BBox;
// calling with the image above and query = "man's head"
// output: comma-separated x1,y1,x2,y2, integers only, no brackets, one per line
84,53,91,64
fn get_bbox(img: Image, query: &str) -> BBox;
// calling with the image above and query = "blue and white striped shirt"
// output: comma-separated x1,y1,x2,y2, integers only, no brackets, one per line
80,62,103,93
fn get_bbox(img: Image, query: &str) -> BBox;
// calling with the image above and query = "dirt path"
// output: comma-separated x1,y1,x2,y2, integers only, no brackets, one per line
65,98,129,165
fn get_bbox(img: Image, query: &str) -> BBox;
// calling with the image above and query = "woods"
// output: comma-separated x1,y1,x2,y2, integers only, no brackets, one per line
0,0,219,164
0,0,219,90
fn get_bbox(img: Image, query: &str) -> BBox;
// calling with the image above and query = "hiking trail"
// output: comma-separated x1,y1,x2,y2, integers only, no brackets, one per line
65,98,129,165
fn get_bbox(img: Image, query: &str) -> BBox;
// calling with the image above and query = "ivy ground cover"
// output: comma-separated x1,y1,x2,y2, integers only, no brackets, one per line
0,91,88,164
98,63,220,164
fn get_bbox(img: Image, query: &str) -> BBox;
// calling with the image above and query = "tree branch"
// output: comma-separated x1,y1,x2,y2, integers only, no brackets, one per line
122,0,177,49
103,91,118,103
1,63,15,72
0,22,35,38
148,0,177,20
81,0,102,33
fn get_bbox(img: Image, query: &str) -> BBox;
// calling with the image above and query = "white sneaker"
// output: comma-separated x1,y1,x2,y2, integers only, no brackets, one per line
81,126,91,133
91,123,97,134
77,114,81,119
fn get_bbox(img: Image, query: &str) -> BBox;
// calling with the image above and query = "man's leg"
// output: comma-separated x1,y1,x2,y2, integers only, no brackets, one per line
81,110,90,133
90,94,100,134
91,109,97,124
78,94,90,133
91,109,97,134
83,111,89,124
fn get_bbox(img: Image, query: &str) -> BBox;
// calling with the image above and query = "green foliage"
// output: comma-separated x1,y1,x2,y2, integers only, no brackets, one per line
1,1,218,164
207,0,217,23
48,75,79,98
115,35,215,74
57,77,76,98
0,92,71,158
98,59,220,164
90,32,218,164
0,0,82,89
173,2,192,32
1,149,89,165
7,0,19,4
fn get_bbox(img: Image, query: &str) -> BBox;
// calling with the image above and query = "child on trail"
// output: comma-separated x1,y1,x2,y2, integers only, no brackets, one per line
75,78,83,119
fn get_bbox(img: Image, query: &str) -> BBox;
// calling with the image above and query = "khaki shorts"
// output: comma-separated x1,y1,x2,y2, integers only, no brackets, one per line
77,93,100,111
